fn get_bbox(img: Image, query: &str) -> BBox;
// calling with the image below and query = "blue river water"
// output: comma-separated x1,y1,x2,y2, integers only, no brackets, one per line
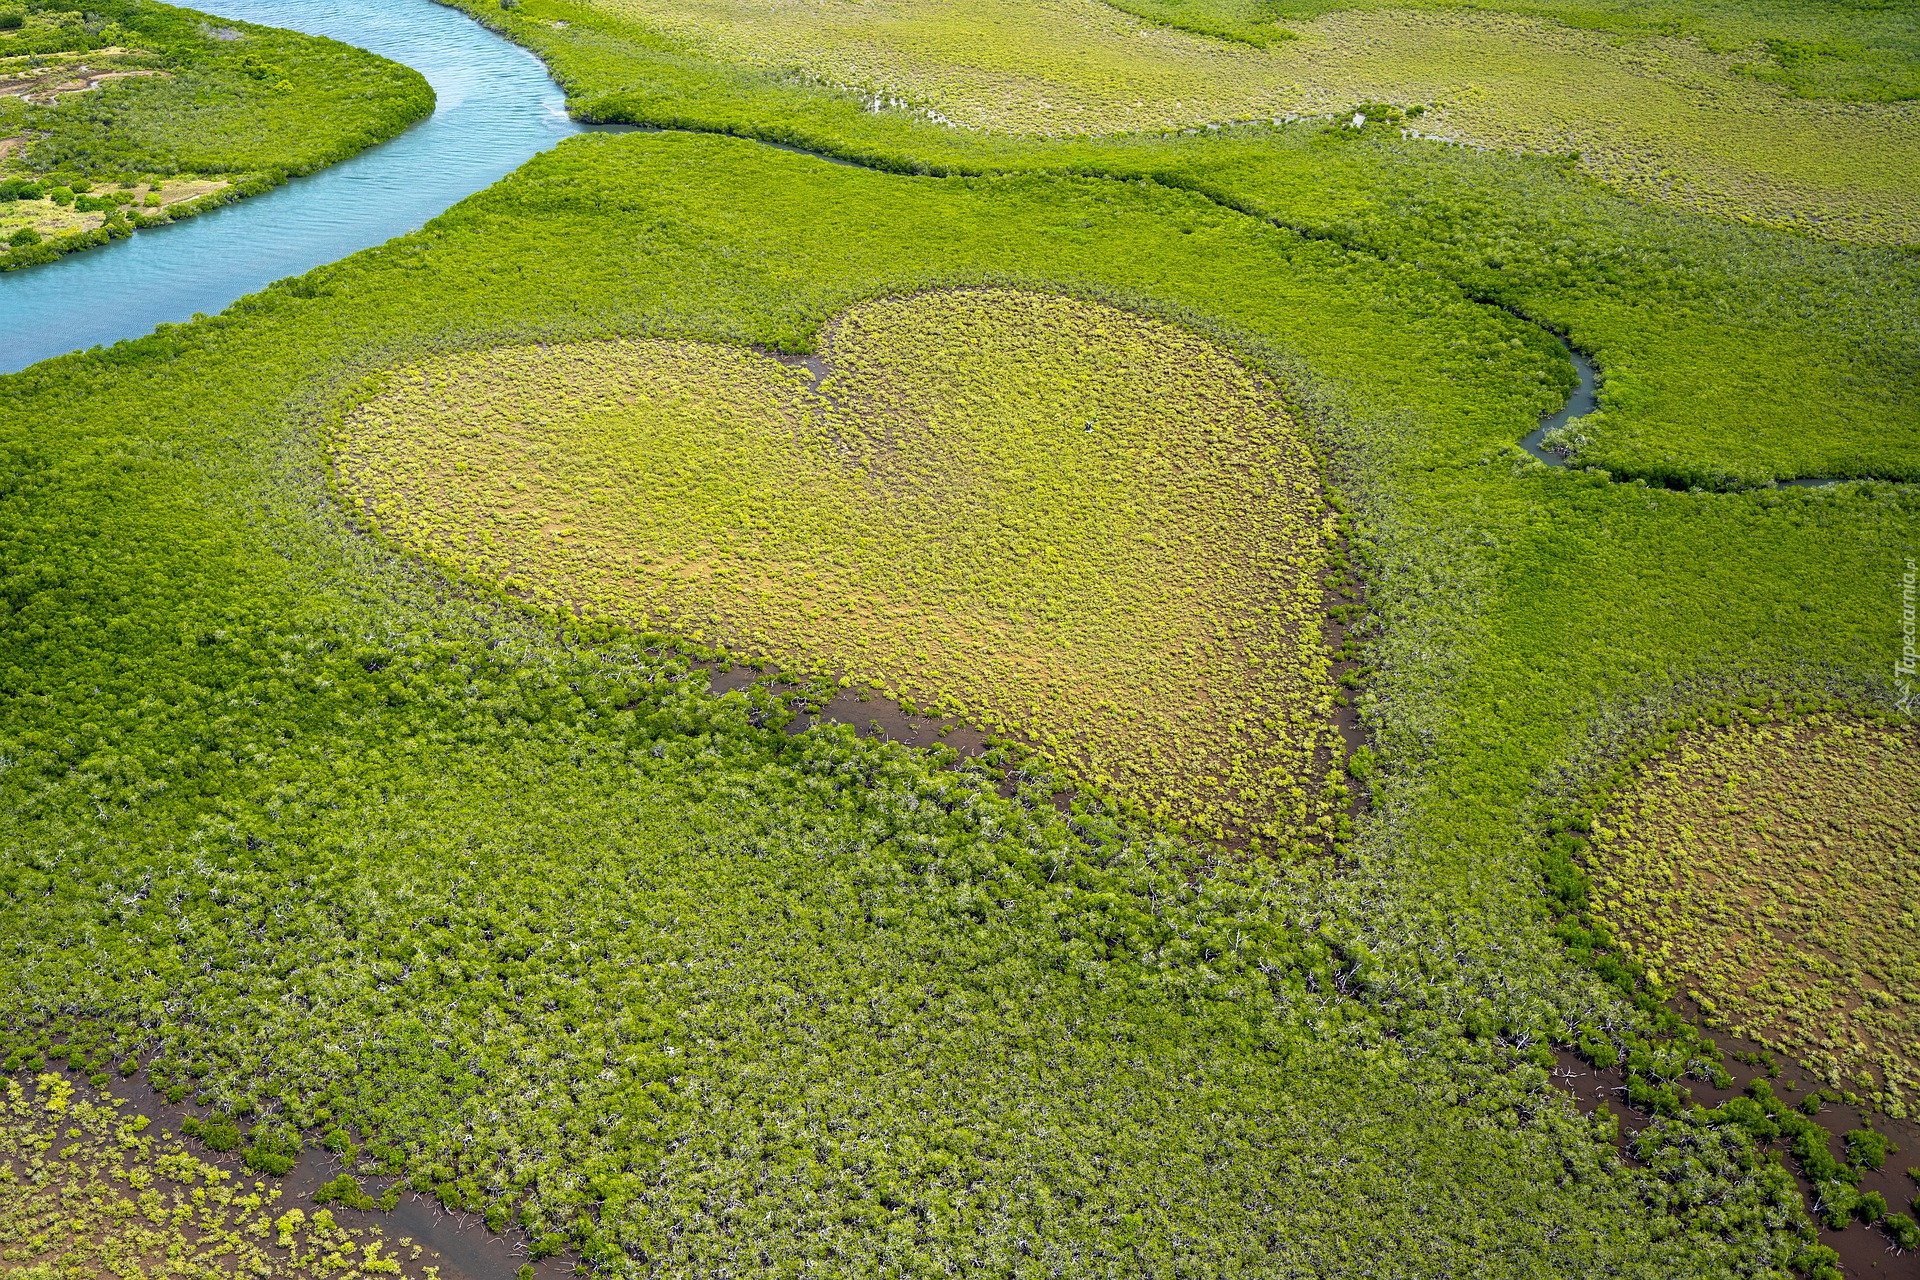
0,0,600,374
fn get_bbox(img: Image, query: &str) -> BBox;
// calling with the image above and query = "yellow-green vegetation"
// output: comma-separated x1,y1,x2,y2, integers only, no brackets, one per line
1586,714,1920,1115
585,0,1920,239
1109,0,1920,103
0,174,222,245
0,1074,429,1279
335,289,1338,846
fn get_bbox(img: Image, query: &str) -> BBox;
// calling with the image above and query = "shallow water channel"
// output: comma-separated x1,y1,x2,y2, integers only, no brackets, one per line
0,0,618,375
1520,334,1598,465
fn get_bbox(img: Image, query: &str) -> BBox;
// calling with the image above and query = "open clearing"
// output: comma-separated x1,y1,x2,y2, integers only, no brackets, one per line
1586,714,1920,1116
337,290,1339,847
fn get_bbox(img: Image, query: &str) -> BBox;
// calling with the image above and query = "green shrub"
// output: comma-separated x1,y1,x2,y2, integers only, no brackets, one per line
242,1125,299,1175
181,1113,241,1153
314,1172,376,1210
1847,1127,1893,1170
1345,743,1377,780
1815,1180,1857,1230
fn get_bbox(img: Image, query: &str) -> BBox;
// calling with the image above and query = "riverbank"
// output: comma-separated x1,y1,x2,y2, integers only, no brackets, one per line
0,0,609,372
0,0,432,271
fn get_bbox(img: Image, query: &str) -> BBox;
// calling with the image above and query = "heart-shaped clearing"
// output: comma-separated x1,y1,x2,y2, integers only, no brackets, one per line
335,290,1339,846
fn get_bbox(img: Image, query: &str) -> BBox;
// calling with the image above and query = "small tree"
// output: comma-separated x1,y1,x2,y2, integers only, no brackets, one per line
1847,1126,1893,1170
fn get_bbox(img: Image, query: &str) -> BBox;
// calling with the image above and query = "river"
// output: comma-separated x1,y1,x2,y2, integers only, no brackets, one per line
0,0,608,375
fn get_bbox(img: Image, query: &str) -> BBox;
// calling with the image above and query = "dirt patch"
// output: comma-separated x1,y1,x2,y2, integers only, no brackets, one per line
0,57,165,103
1552,1024,1920,1278
152,175,230,207
17,1062,579,1280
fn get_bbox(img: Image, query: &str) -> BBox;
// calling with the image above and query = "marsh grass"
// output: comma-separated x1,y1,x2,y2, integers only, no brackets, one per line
337,290,1338,846
1587,714,1920,1116
0,1073,431,1279
1115,0,1920,102
580,0,1920,239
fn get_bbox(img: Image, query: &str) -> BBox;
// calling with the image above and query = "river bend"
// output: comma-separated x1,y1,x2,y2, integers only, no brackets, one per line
0,0,607,375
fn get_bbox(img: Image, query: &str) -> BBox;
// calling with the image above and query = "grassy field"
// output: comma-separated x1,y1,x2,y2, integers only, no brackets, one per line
579,0,1920,240
0,0,1915,1272
1108,0,1920,102
336,291,1339,845
465,0,1920,487
1586,713,1920,1116
0,0,431,268
4,128,1889,1273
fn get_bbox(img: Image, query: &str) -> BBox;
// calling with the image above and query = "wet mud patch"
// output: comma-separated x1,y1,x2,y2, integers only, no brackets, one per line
1540,710,1920,1276
1552,1026,1920,1279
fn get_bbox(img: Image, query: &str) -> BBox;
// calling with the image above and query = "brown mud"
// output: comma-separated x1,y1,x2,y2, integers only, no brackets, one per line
1320,538,1371,832
34,1062,576,1280
698,659,1051,804
1552,1020,1920,1278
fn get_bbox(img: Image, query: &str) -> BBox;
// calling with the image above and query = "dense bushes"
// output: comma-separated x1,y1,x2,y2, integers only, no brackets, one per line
2,124,1888,1270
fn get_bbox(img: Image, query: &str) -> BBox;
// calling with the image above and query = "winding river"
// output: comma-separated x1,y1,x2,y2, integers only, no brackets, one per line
2,0,1853,489
0,0,617,375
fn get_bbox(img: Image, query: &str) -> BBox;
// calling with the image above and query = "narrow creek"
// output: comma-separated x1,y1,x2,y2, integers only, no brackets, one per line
1519,333,1598,465
1518,333,1855,488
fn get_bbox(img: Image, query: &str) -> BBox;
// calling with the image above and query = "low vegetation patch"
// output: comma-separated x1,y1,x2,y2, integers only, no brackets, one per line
0,1073,430,1279
1584,713,1920,1116
0,173,224,246
1102,0,1920,102
336,290,1339,847
583,0,1920,239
